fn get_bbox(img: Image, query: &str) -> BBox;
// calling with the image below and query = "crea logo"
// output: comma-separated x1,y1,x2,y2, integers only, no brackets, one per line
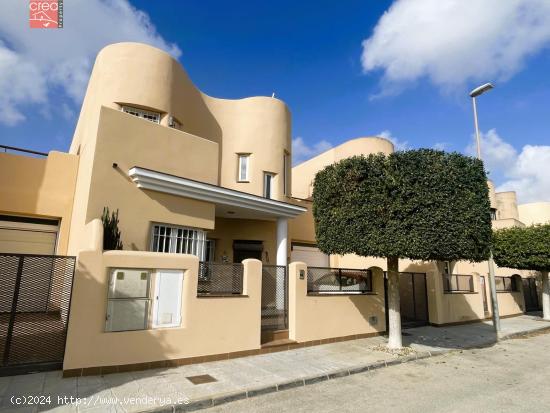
29,0,63,29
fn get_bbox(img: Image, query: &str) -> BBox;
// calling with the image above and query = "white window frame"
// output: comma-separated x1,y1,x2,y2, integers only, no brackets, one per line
150,224,207,261
205,239,215,263
238,154,250,182
264,172,275,199
121,105,160,124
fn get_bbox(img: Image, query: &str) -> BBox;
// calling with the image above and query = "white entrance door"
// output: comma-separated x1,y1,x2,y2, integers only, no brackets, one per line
153,270,184,328
291,244,329,267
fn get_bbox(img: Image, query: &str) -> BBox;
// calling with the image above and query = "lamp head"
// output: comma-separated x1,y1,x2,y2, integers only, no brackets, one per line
469,83,494,98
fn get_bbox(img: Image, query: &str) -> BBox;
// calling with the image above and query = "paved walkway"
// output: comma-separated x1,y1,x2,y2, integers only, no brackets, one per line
1,313,548,413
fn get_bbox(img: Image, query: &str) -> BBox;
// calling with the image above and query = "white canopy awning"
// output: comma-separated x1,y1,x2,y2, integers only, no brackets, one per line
129,166,307,219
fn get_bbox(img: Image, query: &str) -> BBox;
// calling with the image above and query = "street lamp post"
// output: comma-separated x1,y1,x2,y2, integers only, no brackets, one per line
469,82,501,337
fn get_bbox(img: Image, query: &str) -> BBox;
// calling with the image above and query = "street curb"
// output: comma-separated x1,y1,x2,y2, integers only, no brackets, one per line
141,325,550,412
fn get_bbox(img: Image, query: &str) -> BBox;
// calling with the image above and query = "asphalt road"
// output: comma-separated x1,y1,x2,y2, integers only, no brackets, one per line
204,330,550,413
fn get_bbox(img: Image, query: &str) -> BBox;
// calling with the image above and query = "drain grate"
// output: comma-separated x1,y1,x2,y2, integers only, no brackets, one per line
186,374,217,385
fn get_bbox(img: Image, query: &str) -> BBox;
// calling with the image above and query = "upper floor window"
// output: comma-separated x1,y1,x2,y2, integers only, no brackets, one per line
238,154,250,182
264,172,274,199
150,224,207,260
490,208,497,220
121,105,160,124
283,152,290,196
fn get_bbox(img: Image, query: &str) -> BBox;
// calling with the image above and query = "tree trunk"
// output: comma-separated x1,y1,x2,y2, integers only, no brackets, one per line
542,270,550,321
386,256,402,349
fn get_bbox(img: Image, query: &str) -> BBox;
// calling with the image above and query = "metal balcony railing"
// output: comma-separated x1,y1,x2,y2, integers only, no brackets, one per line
307,267,373,294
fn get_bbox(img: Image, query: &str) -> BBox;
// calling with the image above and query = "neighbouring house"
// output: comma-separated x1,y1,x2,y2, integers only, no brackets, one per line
0,42,549,376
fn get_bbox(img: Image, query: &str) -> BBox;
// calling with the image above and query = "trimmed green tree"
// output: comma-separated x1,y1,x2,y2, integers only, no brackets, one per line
102,207,123,250
493,224,550,320
313,150,492,348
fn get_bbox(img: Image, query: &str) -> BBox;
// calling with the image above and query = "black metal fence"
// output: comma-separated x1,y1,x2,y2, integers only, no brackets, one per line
261,265,288,331
307,267,373,294
197,262,243,295
0,254,75,375
443,274,474,292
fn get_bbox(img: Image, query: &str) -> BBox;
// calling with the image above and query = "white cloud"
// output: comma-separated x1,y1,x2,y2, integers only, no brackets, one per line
0,0,180,126
465,129,550,203
362,0,550,95
378,130,408,151
292,137,332,165
497,145,550,204
465,129,517,174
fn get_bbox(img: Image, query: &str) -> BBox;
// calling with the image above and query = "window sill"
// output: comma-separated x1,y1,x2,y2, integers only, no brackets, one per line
237,180,250,183
197,294,249,298
443,291,477,294
307,292,376,296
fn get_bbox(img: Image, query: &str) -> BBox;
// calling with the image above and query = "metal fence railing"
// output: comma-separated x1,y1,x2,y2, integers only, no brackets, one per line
0,253,75,374
197,262,243,296
307,267,373,294
443,274,474,292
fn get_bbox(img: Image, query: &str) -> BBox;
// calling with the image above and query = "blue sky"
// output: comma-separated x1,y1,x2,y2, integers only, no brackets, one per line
1,0,550,202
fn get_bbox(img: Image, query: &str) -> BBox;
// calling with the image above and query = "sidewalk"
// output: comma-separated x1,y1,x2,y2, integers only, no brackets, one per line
1,314,549,413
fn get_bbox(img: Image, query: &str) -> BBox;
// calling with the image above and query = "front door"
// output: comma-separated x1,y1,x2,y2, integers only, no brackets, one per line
232,240,263,263
384,272,429,329
523,278,540,312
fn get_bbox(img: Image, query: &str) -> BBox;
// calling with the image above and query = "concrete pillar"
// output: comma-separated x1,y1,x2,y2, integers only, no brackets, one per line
276,218,288,267
276,217,288,311
542,271,550,321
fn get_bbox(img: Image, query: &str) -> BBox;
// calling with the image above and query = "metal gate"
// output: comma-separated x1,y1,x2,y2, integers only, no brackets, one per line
523,278,540,312
0,254,75,375
384,272,429,329
398,272,429,328
261,265,288,331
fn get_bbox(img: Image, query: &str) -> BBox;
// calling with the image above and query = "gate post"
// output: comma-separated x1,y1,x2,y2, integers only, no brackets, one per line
3,256,24,366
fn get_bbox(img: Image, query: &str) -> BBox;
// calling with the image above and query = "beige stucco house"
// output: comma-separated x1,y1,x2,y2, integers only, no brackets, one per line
1,42,549,376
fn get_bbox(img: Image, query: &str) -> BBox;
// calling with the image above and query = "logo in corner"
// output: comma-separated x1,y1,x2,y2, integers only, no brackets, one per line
29,0,63,29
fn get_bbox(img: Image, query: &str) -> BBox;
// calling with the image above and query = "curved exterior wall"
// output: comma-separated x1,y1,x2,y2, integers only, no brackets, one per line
518,202,550,225
70,42,290,202
66,42,292,255
291,137,395,199
487,180,497,209
496,191,519,221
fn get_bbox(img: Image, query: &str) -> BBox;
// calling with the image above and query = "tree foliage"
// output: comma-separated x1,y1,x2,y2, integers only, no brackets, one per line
312,149,492,262
102,207,123,250
493,224,550,271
